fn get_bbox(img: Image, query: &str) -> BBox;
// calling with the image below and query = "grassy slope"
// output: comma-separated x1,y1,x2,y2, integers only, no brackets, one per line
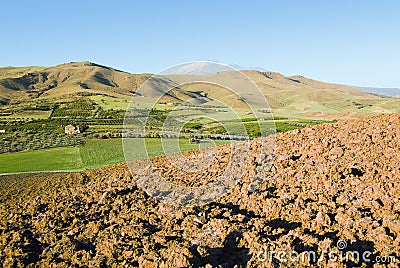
1,62,400,120
0,138,230,174
0,62,181,102
159,71,400,119
242,71,400,119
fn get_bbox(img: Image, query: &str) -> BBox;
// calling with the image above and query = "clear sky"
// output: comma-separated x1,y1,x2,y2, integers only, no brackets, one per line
1,0,399,87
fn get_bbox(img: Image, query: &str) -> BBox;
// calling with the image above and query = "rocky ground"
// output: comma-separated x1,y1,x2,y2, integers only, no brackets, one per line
0,113,399,267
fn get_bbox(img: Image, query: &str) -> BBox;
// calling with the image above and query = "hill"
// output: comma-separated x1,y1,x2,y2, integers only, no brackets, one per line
0,62,152,101
1,62,400,119
1,112,399,267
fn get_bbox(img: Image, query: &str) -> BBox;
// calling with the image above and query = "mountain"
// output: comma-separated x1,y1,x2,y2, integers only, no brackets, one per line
1,61,400,119
0,61,150,100
159,62,268,75
0,61,209,105
159,62,234,75
358,86,400,97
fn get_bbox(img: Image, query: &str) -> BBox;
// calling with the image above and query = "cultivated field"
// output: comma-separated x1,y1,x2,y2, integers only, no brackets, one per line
0,138,230,174
1,113,398,267
2,62,400,176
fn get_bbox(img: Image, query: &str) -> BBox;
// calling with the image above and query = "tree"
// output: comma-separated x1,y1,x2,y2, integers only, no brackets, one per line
78,123,89,132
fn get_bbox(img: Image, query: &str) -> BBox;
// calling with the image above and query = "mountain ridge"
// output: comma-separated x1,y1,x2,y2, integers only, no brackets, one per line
1,61,400,119
357,86,400,97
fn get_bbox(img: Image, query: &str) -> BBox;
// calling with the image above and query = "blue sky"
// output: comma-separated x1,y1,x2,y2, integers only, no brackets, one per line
1,0,400,87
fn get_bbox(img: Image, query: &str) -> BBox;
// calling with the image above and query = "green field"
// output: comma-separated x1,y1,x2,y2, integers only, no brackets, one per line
3,110,52,119
89,95,131,110
0,147,83,173
0,138,230,174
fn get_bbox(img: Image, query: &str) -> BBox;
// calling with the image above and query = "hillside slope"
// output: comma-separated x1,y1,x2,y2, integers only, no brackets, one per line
1,62,400,119
1,112,399,267
0,62,152,100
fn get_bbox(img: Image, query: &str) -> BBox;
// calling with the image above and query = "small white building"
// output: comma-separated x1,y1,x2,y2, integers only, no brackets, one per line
65,125,80,135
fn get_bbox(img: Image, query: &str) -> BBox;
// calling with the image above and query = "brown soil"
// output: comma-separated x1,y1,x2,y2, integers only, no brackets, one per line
0,113,399,267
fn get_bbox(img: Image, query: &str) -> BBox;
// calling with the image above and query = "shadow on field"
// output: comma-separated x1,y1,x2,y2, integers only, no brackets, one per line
188,230,251,268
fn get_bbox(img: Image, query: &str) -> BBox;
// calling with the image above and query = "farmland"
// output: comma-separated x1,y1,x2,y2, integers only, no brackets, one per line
2,112,399,267
3,61,397,175
0,92,332,174
0,94,329,152
0,147,83,173
0,82,337,176
0,138,231,174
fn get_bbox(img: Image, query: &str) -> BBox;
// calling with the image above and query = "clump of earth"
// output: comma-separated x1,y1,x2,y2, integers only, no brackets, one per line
0,113,399,267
